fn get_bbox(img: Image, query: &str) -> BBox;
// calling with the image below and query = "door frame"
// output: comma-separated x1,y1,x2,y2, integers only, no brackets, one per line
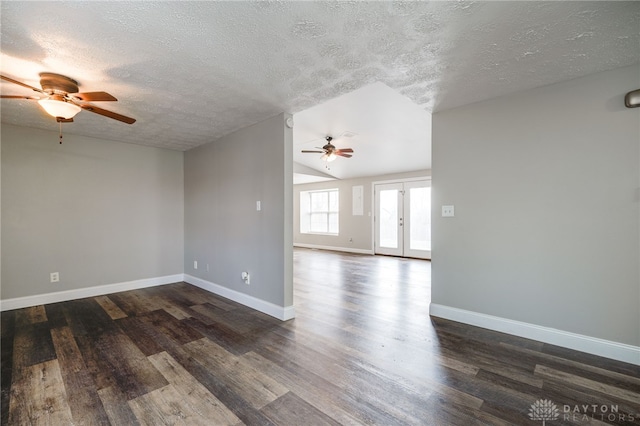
371,176,431,259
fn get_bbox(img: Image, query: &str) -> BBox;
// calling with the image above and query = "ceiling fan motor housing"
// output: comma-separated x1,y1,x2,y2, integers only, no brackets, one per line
39,72,79,94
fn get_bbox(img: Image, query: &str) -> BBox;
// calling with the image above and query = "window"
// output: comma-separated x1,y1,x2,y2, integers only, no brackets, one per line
300,189,339,235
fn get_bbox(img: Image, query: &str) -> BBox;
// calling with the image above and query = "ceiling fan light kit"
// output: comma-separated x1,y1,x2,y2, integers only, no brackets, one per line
321,152,337,162
38,97,82,119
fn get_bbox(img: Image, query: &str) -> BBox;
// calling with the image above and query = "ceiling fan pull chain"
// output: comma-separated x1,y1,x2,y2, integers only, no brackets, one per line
59,120,63,144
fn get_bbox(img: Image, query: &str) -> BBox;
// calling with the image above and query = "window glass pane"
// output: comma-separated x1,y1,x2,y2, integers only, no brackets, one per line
311,192,328,211
310,213,327,233
329,190,339,211
328,212,339,234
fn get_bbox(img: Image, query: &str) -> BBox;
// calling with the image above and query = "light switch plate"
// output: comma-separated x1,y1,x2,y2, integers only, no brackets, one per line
442,205,455,217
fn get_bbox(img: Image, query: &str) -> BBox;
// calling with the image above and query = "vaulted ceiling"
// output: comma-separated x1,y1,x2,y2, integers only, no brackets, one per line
2,2,638,178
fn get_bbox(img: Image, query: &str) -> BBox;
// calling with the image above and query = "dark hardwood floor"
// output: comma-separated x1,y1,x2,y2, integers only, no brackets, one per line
2,248,639,425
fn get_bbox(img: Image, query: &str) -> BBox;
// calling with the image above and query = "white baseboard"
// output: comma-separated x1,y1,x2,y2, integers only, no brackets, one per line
294,243,374,255
0,274,184,312
429,304,640,366
184,274,295,321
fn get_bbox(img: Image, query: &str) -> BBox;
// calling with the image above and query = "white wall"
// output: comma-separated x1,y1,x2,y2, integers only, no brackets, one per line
294,170,430,253
1,124,184,300
184,113,293,314
432,65,640,356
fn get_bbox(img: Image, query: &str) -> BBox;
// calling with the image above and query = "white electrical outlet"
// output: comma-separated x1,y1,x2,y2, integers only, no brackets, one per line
241,271,250,285
442,205,455,217
50,272,59,283
194,260,198,269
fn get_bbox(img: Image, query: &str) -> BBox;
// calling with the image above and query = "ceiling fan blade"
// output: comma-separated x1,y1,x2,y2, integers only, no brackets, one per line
1,95,39,99
336,148,353,153
336,152,352,158
1,74,46,94
72,91,118,102
79,104,136,124
301,150,324,153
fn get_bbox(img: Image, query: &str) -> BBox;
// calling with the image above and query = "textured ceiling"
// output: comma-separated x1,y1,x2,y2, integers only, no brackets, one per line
1,1,639,156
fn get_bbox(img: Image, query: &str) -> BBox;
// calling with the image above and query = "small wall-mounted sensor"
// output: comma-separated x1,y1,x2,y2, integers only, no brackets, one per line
625,89,640,108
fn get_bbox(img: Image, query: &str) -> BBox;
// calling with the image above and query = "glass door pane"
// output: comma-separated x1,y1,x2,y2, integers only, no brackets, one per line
379,189,398,249
409,186,430,251
375,183,404,256
404,180,431,260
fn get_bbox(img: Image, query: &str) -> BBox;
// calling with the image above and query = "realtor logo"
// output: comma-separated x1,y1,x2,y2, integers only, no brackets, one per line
529,399,560,425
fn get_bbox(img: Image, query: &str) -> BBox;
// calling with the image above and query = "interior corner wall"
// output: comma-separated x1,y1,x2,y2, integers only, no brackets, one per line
184,113,293,309
431,64,640,348
294,169,431,253
1,124,184,300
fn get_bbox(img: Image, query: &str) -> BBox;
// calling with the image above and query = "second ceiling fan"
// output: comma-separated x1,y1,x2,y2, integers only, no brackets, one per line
301,136,354,162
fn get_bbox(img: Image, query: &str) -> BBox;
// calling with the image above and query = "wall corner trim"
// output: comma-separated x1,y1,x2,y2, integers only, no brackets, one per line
429,303,640,366
184,274,295,321
0,274,184,312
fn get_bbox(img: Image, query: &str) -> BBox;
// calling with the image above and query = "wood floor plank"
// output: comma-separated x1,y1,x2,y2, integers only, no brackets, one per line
502,341,640,392
5,249,640,425
255,331,436,424
43,302,69,328
254,344,413,425
138,308,203,345
91,330,169,400
183,338,289,409
97,386,141,426
8,359,74,425
50,326,111,424
11,321,57,368
116,316,167,356
160,342,278,426
62,298,119,337
260,391,341,426
242,350,392,426
15,305,47,325
128,385,192,425
147,351,241,425
94,295,128,320
535,364,640,405
1,311,16,426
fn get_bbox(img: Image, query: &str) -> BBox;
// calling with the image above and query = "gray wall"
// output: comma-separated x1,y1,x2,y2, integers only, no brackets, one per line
432,64,640,346
1,124,184,299
294,170,430,252
184,113,293,308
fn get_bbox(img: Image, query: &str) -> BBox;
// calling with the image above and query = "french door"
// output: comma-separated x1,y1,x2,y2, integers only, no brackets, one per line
374,180,431,260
